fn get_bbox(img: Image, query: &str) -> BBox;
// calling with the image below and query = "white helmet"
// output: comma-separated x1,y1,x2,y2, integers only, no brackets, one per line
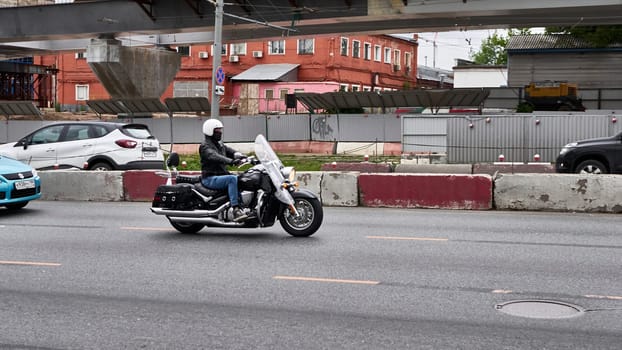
202,119,224,136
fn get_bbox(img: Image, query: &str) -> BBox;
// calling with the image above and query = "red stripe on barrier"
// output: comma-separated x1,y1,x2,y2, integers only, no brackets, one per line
123,171,164,201
359,174,492,210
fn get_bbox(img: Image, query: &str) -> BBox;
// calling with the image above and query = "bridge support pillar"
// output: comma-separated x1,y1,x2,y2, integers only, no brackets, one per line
87,37,180,99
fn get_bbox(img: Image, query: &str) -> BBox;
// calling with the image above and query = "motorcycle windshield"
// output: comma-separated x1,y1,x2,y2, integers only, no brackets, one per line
254,134,294,205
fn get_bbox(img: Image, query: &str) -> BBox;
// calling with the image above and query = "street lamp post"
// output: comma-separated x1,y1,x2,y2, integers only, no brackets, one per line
210,0,223,120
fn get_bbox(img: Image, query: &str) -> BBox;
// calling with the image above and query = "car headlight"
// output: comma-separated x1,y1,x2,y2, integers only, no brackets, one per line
559,142,578,155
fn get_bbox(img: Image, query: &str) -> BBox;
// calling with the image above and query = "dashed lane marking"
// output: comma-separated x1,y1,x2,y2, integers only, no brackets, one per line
367,236,449,242
273,275,380,285
0,260,61,267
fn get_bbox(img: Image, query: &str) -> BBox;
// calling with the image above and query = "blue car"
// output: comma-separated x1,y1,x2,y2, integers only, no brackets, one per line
0,154,41,210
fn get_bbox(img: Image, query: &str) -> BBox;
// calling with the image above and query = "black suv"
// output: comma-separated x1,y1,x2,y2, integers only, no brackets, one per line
555,131,622,174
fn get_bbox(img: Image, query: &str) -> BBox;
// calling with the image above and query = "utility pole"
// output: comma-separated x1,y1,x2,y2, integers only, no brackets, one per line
210,0,223,120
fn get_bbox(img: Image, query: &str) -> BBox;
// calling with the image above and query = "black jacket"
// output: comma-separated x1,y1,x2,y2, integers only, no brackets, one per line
199,137,238,177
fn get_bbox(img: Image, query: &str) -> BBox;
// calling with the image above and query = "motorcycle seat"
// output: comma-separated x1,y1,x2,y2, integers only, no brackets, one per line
194,182,223,197
176,174,201,184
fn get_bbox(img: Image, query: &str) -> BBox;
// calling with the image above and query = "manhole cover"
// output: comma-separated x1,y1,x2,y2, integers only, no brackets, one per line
495,300,585,319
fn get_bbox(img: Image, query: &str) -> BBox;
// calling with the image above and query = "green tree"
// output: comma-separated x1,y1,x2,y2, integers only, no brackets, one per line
545,25,622,47
470,28,531,65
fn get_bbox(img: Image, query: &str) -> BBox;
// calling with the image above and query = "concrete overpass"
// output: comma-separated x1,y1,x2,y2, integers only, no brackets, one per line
1,0,622,57
2,0,621,103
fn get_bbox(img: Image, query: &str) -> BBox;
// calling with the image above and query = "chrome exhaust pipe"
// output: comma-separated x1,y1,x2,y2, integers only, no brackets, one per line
150,203,228,217
167,216,244,227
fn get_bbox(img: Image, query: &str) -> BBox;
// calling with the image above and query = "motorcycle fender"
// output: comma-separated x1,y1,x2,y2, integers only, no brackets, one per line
292,188,318,199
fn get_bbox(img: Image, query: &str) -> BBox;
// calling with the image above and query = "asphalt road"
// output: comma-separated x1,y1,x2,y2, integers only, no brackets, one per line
1,201,621,349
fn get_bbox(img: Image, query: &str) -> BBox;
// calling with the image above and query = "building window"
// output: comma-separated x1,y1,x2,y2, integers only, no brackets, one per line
364,43,371,60
211,44,227,56
265,89,274,99
352,40,360,58
393,49,401,66
351,85,360,92
340,37,349,56
339,84,348,92
405,52,412,69
362,86,371,92
298,38,314,54
75,84,89,101
374,45,381,62
384,47,391,63
268,40,285,55
75,52,86,59
294,88,304,94
279,89,289,100
176,46,190,56
230,43,247,55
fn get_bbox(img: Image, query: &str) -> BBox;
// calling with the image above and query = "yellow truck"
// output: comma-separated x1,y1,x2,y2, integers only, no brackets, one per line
522,81,586,111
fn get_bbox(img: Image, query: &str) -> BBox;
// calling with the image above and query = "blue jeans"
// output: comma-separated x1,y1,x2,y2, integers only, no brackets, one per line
201,175,240,207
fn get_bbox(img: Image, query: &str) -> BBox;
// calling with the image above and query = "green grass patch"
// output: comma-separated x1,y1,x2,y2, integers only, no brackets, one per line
171,153,400,171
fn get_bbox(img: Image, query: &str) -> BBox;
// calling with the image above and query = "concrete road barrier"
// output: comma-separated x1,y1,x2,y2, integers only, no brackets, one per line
358,173,492,210
123,170,170,201
321,172,359,207
38,169,622,214
40,170,124,201
474,163,555,175
494,173,622,213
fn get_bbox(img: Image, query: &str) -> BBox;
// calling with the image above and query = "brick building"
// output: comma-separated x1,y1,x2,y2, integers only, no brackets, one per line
36,33,419,114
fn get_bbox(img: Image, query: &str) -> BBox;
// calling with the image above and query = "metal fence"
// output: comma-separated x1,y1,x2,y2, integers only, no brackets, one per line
0,113,402,144
3,112,621,164
402,113,622,163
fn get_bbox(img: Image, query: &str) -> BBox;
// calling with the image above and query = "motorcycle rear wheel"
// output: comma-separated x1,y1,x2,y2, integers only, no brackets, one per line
279,195,323,237
167,218,205,234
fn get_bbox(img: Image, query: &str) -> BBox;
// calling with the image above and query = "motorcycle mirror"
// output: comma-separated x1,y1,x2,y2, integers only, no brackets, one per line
166,152,180,167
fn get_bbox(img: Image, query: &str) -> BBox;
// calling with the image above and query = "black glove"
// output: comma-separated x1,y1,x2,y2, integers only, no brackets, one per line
231,158,245,166
233,152,246,160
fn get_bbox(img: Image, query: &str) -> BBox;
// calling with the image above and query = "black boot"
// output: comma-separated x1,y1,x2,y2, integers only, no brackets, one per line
232,206,248,222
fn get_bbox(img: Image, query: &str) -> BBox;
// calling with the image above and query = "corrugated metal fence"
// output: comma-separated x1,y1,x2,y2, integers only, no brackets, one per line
0,114,401,144
402,113,622,163
3,113,621,164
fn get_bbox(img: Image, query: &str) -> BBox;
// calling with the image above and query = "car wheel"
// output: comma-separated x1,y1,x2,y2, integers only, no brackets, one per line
90,162,112,171
575,160,607,174
5,202,28,210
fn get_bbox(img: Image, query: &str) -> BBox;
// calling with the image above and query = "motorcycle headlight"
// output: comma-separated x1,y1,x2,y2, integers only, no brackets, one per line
559,142,578,155
282,166,296,183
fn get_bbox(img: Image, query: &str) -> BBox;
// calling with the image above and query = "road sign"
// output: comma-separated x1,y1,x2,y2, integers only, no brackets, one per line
216,66,225,85
215,85,225,95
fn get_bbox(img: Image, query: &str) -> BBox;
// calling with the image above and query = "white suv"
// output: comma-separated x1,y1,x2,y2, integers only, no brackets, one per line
0,122,164,170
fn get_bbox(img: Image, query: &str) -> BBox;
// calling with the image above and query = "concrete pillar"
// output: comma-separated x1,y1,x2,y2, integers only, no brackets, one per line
87,37,181,99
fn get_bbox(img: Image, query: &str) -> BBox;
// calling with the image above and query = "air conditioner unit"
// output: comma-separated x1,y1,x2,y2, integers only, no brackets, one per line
252,51,263,58
198,51,209,59
229,55,239,63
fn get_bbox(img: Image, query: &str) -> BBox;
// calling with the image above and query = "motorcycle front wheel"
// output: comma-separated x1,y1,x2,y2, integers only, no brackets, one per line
167,217,205,234
278,195,323,237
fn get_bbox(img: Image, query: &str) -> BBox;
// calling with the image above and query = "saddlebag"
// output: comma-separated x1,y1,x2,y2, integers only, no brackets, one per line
152,184,195,210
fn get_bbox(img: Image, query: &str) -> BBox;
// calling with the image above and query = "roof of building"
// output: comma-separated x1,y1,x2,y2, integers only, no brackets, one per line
231,63,300,82
507,34,622,52
417,65,454,83
295,89,489,111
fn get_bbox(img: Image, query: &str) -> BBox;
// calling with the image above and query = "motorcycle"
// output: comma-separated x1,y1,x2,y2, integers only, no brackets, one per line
150,134,323,237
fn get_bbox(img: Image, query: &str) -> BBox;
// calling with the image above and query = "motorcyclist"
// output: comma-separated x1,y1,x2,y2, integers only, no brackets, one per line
199,119,248,222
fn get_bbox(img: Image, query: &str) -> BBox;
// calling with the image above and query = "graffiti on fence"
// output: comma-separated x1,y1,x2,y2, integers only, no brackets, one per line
312,117,334,139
